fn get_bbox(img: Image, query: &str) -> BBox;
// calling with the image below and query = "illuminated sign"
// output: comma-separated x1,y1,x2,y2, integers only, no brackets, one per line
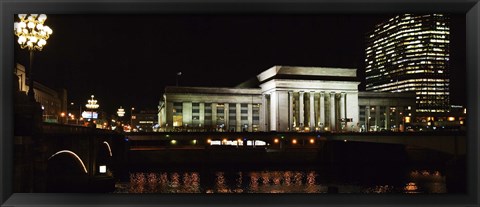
82,111,98,119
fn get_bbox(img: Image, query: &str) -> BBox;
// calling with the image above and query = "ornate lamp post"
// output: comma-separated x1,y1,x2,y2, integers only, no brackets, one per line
117,106,125,117
85,95,99,127
14,14,53,101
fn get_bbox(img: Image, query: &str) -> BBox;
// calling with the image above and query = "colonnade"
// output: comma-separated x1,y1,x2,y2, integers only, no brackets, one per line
262,91,350,132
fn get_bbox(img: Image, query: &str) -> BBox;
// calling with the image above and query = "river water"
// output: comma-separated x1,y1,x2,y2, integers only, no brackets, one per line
113,164,447,194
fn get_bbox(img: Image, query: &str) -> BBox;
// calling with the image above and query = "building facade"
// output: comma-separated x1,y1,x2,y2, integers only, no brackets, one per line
158,66,416,132
131,109,158,132
15,63,68,123
365,14,450,113
358,92,416,132
159,87,262,132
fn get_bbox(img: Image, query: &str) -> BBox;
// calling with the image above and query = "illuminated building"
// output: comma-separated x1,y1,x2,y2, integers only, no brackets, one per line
158,66,416,132
358,92,416,132
15,63,68,123
365,14,450,113
131,109,158,132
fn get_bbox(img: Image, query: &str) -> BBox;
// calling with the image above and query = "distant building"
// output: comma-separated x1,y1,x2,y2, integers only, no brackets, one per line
365,14,450,113
159,87,262,132
15,63,67,123
132,109,158,132
158,66,416,132
358,92,416,132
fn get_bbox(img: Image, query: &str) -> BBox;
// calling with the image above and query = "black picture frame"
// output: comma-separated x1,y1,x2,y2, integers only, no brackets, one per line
1,0,479,206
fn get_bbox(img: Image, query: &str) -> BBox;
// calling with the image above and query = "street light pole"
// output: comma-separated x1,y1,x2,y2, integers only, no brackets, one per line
176,72,182,86
28,50,34,100
14,14,53,102
86,95,99,128
131,107,135,131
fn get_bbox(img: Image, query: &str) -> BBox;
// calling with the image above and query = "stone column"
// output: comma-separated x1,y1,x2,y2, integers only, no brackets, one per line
385,105,390,131
340,92,346,131
270,91,278,131
199,103,205,128
365,106,370,131
166,102,173,130
299,91,304,128
330,92,336,131
288,91,293,131
224,103,229,130
309,91,315,129
247,103,253,132
236,103,241,132
320,92,325,131
212,103,217,128
375,105,380,131
182,102,192,127
259,94,266,131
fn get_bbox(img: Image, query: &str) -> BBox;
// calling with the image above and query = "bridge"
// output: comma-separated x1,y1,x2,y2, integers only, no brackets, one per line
125,131,466,156
14,123,127,193
13,121,465,193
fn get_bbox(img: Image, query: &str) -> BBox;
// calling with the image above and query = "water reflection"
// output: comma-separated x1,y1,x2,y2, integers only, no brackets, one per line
404,170,446,193
121,172,201,193
115,169,447,194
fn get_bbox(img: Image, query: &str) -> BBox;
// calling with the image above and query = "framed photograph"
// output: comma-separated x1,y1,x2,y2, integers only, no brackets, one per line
1,0,479,206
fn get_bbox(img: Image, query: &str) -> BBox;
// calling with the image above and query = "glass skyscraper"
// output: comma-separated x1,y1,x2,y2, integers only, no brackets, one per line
365,14,450,113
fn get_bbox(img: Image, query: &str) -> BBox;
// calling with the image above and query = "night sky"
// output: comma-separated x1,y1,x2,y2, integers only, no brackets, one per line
13,14,466,116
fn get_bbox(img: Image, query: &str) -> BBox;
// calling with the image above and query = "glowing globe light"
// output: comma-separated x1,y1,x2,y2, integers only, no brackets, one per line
14,14,53,51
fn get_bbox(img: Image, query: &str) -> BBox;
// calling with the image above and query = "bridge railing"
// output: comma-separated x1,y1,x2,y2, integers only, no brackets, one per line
41,123,120,135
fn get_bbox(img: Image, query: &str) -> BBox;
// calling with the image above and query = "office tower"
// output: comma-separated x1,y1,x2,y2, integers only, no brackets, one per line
365,14,450,113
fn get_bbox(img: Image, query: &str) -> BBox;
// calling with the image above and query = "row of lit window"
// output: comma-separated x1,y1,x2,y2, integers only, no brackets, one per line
365,65,446,76
417,91,449,95
370,85,449,93
366,79,450,90
430,39,449,43
374,18,436,34
416,109,447,112
394,30,449,40
371,27,449,43
404,49,448,57
367,43,448,61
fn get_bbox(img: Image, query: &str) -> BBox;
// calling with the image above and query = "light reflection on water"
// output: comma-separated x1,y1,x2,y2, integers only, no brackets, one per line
115,169,447,194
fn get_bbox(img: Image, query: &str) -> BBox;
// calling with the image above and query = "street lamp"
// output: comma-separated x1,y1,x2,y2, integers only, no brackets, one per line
176,72,182,86
85,95,99,127
117,106,125,117
130,107,135,131
14,14,53,101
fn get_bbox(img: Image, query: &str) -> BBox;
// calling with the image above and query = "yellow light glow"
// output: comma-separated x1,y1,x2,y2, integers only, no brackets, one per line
14,14,53,51
404,182,418,191
460,120,464,125
60,112,65,117
207,139,211,143
309,139,315,144
192,140,197,144
448,117,455,121
292,139,297,144
405,116,411,123
171,140,177,144
274,138,279,144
